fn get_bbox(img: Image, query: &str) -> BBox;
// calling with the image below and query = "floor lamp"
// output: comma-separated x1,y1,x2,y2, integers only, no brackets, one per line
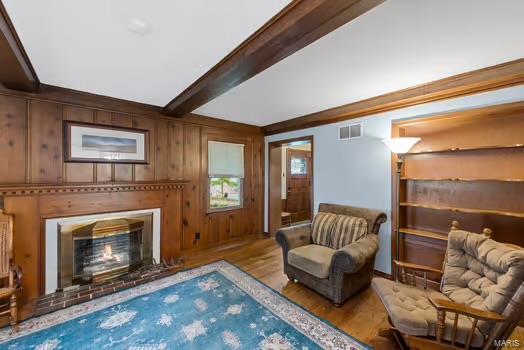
382,137,421,280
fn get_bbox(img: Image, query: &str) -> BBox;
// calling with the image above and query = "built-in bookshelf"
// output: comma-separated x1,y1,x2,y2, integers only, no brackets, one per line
391,101,524,281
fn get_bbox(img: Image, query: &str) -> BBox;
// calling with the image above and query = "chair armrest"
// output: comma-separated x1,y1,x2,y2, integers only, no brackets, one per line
332,234,379,274
430,296,506,348
9,264,22,290
275,223,312,252
429,297,505,322
394,260,442,288
393,260,443,275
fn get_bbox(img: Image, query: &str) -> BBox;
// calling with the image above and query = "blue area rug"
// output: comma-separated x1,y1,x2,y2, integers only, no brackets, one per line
0,261,368,349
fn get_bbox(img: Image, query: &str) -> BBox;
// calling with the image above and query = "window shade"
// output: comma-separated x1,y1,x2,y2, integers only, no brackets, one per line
208,141,244,177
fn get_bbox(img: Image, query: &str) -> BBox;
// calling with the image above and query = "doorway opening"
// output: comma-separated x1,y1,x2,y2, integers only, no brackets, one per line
269,136,313,236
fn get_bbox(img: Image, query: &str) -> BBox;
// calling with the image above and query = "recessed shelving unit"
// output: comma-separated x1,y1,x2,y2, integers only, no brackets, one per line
391,101,524,281
400,202,524,219
407,143,524,155
399,228,448,241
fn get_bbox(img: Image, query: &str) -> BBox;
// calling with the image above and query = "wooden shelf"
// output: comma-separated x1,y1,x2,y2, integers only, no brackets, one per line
400,202,524,218
399,228,448,241
407,143,524,155
400,177,524,182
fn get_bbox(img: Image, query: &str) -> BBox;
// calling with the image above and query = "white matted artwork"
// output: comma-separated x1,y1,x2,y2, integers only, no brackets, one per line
64,121,149,163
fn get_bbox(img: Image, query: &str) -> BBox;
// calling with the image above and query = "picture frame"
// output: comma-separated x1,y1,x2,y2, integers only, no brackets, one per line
64,121,149,164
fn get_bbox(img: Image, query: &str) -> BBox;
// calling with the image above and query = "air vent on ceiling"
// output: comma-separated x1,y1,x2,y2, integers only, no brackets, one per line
339,123,363,140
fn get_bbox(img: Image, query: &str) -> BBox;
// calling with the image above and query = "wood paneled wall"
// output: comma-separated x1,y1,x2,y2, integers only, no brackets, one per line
0,88,265,303
391,102,524,281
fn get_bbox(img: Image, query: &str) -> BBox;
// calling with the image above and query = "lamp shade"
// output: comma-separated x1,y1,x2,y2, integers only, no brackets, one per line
382,137,421,154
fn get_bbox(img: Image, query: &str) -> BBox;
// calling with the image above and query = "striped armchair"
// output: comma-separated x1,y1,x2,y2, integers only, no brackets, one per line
276,203,387,306
0,209,22,326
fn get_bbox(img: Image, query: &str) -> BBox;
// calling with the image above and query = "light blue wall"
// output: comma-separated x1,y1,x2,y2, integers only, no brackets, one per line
265,85,524,274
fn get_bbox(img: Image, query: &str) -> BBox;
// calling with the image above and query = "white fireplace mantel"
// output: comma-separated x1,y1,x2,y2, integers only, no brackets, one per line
45,208,161,294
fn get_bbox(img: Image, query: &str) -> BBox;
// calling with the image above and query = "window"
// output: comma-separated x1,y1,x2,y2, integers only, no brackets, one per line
209,177,242,210
290,156,307,175
208,141,244,211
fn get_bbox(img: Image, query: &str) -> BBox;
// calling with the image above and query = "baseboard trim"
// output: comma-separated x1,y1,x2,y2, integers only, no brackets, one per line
373,269,392,280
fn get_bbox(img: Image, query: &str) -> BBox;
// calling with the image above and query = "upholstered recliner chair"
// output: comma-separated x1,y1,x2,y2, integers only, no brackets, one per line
372,223,524,350
276,203,387,306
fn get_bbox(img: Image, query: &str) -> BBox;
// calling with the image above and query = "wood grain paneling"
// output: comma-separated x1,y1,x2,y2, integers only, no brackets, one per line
242,140,254,236
112,113,134,182
269,145,282,236
0,87,265,304
0,84,261,134
94,110,113,182
0,95,26,183
133,116,156,181
63,105,95,183
182,124,201,250
401,234,446,282
252,136,265,235
38,191,166,218
168,122,184,180
392,101,524,276
404,148,524,179
404,206,524,245
161,189,183,258
4,187,183,300
405,180,524,213
29,100,63,183
155,119,169,181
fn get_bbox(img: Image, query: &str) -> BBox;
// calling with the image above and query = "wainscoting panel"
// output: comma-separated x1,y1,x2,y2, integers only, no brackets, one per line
0,87,264,306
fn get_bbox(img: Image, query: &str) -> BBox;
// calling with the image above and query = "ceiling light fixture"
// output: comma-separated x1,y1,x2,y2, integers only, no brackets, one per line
127,18,151,36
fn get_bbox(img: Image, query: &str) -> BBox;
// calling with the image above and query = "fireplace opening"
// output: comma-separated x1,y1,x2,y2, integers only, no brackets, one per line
73,218,144,283
58,214,153,289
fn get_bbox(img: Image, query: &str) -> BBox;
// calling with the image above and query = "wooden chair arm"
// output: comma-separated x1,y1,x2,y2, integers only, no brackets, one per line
429,297,505,322
393,260,443,275
393,260,443,288
9,264,23,290
430,296,505,349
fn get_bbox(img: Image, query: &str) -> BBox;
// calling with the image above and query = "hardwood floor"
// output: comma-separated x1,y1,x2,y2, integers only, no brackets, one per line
181,236,524,350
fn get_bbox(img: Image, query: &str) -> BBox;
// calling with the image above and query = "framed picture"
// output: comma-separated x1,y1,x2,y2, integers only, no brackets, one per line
64,121,149,164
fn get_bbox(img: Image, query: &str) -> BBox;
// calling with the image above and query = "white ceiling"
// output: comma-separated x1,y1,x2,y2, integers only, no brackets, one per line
3,0,290,105
196,0,524,126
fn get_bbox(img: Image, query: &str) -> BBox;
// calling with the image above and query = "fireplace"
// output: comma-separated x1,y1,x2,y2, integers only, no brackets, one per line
71,218,144,283
56,212,155,290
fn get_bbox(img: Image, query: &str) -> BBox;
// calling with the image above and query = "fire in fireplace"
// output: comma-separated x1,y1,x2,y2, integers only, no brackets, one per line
58,215,153,289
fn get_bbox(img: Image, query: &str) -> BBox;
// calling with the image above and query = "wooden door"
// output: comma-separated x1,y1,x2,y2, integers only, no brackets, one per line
269,145,282,236
286,149,312,223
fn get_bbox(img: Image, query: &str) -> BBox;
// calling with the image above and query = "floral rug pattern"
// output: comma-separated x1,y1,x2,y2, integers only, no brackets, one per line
0,261,368,349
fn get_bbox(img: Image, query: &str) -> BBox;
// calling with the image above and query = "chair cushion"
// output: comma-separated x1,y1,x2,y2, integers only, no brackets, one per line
372,278,485,347
442,230,524,334
311,212,337,246
288,244,336,279
329,215,368,249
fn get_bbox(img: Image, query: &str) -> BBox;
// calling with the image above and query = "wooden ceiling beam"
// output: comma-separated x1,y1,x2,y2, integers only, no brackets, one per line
262,58,524,135
163,0,384,117
0,2,39,92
